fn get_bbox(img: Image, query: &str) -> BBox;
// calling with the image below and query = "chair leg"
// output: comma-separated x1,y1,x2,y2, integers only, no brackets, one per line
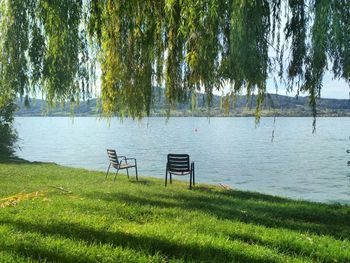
170,173,172,184
114,169,119,182
193,167,195,186
126,168,129,178
165,170,168,187
135,165,138,181
135,160,138,181
189,172,192,190
106,163,111,179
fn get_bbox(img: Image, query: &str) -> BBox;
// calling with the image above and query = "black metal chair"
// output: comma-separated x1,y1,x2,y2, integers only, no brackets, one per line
165,154,195,189
106,149,138,181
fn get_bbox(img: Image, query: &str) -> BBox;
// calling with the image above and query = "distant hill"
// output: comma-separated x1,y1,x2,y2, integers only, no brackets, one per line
15,91,350,117
15,98,100,117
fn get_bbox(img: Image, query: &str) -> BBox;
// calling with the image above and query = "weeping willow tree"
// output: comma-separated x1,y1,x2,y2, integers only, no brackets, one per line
0,0,349,155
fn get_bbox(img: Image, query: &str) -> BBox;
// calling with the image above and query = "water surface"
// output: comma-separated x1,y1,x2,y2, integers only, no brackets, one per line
15,117,350,204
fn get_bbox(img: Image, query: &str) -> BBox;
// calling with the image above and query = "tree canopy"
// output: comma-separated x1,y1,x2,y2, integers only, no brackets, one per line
0,0,349,127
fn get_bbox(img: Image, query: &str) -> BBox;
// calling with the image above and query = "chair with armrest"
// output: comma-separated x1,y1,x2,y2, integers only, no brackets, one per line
106,149,138,181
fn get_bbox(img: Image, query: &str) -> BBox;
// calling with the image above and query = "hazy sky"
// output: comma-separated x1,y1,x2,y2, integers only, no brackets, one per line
262,4,350,100
216,71,350,100
91,69,350,100
265,72,350,99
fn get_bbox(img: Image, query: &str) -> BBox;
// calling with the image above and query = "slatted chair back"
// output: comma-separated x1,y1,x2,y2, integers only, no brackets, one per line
107,149,119,167
106,149,138,181
167,154,190,173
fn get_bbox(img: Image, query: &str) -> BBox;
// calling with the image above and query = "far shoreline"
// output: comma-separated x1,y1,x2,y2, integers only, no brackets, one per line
14,113,350,118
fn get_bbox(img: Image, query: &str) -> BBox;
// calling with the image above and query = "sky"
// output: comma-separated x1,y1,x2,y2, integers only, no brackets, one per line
265,73,350,100
34,62,349,101
87,69,350,101
262,3,350,100
214,72,350,100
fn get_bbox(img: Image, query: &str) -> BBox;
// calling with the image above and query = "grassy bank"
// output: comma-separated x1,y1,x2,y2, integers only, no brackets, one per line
0,158,350,262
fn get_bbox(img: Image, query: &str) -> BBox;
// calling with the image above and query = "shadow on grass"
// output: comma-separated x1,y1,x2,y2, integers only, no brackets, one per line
0,155,30,164
194,186,293,204
0,219,272,263
130,180,154,186
0,240,92,263
0,155,56,166
84,189,350,241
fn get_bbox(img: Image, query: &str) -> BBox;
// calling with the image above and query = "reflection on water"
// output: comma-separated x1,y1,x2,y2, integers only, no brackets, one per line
15,117,350,204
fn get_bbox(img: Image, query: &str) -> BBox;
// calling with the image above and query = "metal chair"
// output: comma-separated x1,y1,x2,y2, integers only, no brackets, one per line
106,149,138,181
165,154,195,189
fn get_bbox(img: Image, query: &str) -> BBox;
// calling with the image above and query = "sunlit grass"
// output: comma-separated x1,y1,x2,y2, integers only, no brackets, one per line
0,158,349,262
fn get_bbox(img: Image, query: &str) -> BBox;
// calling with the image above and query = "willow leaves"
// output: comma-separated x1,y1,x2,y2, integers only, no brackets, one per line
0,0,349,123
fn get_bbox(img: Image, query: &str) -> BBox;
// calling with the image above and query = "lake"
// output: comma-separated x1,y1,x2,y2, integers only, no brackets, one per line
14,117,350,204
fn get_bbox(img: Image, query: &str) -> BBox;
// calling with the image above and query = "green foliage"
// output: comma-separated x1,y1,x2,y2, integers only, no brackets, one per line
0,96,17,157
0,161,350,262
94,0,162,117
0,0,92,105
0,0,349,124
0,1,19,157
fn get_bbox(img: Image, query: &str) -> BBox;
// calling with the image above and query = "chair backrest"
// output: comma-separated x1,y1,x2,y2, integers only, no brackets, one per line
167,154,190,172
107,149,119,166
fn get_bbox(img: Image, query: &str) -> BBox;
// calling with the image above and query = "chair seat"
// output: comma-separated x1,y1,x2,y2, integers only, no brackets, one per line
169,171,191,176
165,154,195,189
106,149,138,182
113,163,136,169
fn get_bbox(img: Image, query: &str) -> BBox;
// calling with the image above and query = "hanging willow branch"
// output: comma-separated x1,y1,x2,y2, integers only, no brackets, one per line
0,0,349,127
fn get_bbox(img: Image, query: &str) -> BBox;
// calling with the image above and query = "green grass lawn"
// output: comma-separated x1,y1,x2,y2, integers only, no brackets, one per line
0,158,350,262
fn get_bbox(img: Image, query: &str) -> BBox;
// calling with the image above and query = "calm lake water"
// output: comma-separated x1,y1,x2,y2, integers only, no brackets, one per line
14,117,350,204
